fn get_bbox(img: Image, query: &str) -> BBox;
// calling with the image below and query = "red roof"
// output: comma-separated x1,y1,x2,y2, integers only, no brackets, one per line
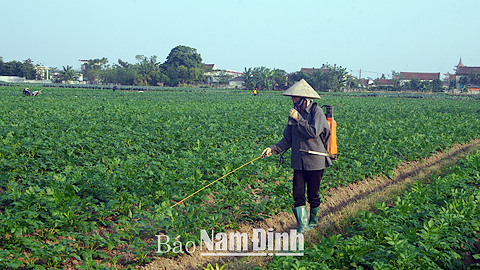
375,79,393,85
399,72,440,81
204,64,216,71
456,66,480,76
300,68,330,75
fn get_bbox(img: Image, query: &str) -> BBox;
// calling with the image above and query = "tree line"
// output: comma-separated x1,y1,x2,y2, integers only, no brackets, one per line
77,45,353,91
0,57,37,80
0,46,383,92
4,45,463,92
81,46,205,87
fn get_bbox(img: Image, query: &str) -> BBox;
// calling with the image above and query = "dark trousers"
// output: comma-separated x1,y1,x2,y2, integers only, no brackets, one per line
293,169,324,208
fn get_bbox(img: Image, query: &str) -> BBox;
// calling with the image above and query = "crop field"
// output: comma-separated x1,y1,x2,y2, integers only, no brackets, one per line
1,86,480,269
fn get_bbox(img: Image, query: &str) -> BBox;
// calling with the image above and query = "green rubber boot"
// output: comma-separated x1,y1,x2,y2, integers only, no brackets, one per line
309,206,320,229
292,206,309,233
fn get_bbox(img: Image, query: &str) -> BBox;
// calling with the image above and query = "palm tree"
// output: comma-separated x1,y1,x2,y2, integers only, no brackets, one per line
62,65,77,82
330,65,348,91
243,68,254,90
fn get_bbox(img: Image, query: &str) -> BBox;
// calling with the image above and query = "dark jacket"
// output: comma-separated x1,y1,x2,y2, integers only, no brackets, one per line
270,102,332,170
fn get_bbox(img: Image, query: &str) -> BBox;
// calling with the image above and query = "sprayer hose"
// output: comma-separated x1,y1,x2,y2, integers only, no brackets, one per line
171,156,262,208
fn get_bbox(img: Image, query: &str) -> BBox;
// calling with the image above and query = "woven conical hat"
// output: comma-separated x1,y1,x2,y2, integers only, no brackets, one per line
282,79,321,99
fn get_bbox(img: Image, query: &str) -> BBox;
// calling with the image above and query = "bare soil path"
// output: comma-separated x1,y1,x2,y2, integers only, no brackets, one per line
141,139,480,270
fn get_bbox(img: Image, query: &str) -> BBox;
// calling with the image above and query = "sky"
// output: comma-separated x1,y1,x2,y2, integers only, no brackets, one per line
1,0,479,79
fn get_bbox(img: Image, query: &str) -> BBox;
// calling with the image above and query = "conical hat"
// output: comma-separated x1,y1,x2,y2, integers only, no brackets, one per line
282,79,321,99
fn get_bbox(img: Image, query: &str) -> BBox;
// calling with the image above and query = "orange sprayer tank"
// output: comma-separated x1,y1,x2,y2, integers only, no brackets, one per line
322,105,337,159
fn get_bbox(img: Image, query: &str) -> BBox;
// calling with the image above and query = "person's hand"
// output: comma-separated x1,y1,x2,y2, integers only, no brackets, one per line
261,147,272,158
289,108,299,120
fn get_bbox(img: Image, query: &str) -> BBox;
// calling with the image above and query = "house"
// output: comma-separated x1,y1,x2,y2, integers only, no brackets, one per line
204,64,217,72
203,64,244,88
0,66,53,83
228,75,245,89
394,72,440,88
34,66,52,81
216,70,244,88
398,72,440,81
443,72,455,86
359,79,374,87
79,60,89,73
374,79,393,86
455,65,480,89
444,58,480,89
204,64,218,84
357,79,394,89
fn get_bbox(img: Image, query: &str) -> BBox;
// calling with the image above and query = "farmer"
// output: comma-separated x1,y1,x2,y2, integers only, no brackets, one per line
113,84,117,91
23,87,31,96
32,89,42,96
261,79,332,233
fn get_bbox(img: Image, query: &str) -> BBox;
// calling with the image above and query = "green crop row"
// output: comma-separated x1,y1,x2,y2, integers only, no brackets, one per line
1,86,480,268
267,150,480,270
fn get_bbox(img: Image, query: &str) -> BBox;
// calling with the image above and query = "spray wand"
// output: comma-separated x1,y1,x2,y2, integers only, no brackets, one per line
170,156,262,208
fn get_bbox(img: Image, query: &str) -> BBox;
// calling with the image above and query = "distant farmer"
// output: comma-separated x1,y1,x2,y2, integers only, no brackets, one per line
23,88,31,96
32,89,42,96
113,84,117,91
261,79,332,233
253,88,258,96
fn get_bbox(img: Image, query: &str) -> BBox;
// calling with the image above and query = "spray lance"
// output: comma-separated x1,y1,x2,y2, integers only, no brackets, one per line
170,156,262,208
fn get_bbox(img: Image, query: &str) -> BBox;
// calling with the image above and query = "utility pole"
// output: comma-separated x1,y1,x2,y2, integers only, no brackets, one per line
359,68,361,79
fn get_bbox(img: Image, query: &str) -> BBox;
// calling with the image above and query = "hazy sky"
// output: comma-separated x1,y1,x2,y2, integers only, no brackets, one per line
1,0,479,79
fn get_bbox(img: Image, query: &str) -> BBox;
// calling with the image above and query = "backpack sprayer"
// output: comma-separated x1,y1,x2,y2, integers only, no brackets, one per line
323,105,338,160
300,105,337,159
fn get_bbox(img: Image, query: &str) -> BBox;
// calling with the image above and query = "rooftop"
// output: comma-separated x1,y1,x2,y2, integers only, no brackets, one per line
456,66,480,76
399,72,440,80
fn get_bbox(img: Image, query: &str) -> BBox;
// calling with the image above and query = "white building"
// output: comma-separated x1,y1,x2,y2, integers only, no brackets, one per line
204,64,244,88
